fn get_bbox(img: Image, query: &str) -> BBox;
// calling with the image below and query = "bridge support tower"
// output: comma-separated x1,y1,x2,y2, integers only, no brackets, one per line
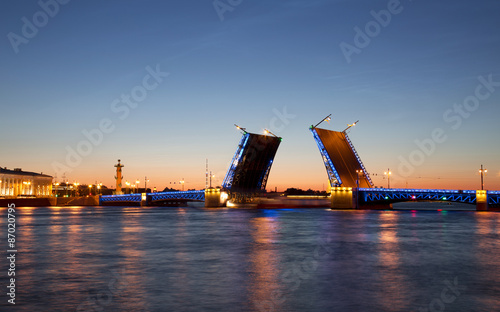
205,188,227,208
330,187,355,209
476,190,489,211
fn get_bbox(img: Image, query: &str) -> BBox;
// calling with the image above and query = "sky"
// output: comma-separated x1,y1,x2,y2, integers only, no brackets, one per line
1,0,499,191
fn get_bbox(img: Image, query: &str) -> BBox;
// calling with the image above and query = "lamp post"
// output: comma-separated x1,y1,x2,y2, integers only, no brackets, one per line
356,170,362,209
209,172,215,188
180,178,185,191
145,177,149,193
311,114,332,129
384,169,392,189
125,181,130,194
479,165,487,190
88,184,92,196
136,179,140,193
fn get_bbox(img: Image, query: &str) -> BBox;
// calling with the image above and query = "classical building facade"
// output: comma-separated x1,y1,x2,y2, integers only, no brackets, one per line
0,167,53,197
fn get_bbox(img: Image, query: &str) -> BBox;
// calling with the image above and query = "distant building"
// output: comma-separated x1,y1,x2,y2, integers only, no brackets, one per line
0,167,53,197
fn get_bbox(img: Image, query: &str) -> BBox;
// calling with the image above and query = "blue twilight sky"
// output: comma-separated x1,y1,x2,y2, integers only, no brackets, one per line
1,0,499,191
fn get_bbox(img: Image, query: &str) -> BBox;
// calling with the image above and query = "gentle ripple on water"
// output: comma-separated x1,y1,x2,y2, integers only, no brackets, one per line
0,206,499,311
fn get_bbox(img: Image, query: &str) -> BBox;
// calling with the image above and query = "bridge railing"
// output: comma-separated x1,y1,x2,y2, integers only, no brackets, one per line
310,128,342,186
344,133,374,187
100,194,142,203
150,190,205,202
100,190,206,204
357,188,492,205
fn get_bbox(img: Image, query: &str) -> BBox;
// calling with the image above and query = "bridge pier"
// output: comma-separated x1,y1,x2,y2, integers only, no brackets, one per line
205,187,227,208
140,193,148,207
476,190,488,211
330,187,355,209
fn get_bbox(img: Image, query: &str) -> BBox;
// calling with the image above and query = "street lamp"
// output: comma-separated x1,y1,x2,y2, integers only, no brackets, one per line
355,170,363,209
136,179,140,193
180,178,185,191
209,172,215,188
384,169,392,189
145,177,149,193
88,184,92,196
125,181,130,194
479,165,487,190
311,114,332,129
263,129,279,138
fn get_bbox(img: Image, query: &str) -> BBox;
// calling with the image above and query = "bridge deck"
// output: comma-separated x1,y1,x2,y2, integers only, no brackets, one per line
312,128,372,188
222,133,281,193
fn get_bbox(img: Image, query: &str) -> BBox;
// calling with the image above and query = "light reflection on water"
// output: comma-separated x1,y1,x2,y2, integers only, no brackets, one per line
0,207,499,311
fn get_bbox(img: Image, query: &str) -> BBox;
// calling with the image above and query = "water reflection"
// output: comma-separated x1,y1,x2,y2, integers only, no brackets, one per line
473,213,500,308
2,207,500,311
249,214,283,311
376,212,410,311
114,206,149,311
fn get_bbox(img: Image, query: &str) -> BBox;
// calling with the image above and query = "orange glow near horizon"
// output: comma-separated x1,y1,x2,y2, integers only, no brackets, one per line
44,167,500,193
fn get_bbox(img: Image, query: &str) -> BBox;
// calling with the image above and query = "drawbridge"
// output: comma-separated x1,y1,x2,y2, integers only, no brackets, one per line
310,116,373,189
222,126,281,201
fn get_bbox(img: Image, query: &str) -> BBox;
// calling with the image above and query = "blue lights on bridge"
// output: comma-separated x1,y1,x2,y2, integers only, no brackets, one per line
99,194,142,203
222,133,249,189
150,190,205,202
358,188,500,205
310,128,342,186
100,190,205,204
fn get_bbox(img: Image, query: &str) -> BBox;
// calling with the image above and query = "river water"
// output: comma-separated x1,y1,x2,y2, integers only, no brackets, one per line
1,205,499,311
